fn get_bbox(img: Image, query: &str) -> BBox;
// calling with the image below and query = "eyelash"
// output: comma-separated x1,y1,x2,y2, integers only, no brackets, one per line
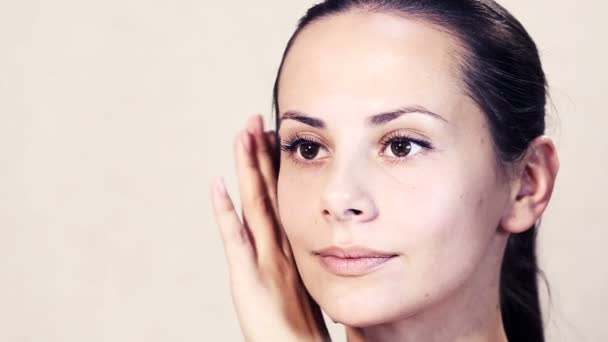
279,131,434,166
279,133,325,167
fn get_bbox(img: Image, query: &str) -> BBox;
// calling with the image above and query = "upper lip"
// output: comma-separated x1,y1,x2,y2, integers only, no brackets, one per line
314,246,398,259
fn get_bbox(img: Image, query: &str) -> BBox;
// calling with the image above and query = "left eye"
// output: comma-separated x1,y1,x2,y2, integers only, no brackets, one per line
382,138,424,158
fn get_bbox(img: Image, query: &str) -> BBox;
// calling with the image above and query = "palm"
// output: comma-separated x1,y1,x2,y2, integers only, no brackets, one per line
211,114,330,342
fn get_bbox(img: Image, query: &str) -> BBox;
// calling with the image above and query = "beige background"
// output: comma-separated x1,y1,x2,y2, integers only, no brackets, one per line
1,0,606,341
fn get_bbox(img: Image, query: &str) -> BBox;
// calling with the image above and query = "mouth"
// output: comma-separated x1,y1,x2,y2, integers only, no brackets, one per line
313,246,399,277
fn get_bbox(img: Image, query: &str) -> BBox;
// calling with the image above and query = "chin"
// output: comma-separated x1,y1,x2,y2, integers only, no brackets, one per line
325,310,391,328
297,259,427,328
323,302,410,328
314,286,418,328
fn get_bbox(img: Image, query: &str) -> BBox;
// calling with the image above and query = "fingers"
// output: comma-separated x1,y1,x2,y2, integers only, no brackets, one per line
265,130,280,177
265,130,278,152
265,130,277,149
250,116,294,259
210,177,257,282
247,115,279,217
235,122,280,259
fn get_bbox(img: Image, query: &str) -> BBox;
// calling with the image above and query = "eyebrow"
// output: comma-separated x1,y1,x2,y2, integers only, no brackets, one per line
278,105,448,129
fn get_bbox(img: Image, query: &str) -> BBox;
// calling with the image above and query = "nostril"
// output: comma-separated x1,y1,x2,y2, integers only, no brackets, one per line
348,209,363,215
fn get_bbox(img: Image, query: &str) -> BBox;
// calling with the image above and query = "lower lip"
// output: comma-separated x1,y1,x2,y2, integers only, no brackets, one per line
318,255,397,276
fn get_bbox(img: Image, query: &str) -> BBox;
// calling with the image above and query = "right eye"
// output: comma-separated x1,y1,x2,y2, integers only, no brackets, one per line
280,134,330,163
297,140,322,160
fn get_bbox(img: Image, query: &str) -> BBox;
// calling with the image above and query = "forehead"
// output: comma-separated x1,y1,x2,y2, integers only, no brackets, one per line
278,10,467,120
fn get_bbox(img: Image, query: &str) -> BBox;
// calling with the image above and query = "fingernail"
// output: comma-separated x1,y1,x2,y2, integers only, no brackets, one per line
214,177,227,196
241,132,252,152
254,115,264,134
248,115,263,134
246,115,258,135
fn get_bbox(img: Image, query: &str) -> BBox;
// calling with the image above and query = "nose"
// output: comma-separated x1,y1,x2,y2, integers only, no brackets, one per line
320,168,379,223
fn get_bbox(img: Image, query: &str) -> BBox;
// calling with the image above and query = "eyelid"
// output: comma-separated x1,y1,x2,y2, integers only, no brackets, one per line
280,129,434,166
378,130,433,162
279,132,331,166
279,132,328,152
379,130,433,150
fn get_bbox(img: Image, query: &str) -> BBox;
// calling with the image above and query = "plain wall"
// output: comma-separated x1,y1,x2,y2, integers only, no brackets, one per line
1,0,606,341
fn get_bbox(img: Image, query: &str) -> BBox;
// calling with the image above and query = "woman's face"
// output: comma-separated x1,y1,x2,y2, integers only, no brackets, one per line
277,11,511,326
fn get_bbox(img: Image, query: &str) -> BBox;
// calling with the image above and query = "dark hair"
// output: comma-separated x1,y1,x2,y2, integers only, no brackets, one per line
271,1,548,340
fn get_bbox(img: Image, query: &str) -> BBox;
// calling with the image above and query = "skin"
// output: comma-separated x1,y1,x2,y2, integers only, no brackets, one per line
211,9,559,342
211,116,330,341
275,10,558,342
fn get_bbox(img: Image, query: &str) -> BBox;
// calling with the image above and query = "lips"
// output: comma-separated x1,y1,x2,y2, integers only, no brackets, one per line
314,246,399,276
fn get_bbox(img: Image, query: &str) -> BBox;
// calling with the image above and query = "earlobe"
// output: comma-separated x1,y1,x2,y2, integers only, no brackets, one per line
500,136,560,234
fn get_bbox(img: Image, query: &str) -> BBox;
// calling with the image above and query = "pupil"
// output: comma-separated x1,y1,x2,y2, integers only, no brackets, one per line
391,140,411,157
300,143,319,159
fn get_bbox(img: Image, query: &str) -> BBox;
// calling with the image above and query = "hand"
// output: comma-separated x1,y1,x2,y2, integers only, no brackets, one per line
210,114,331,342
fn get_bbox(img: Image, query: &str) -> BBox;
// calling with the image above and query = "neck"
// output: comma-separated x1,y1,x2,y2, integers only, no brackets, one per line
345,237,509,342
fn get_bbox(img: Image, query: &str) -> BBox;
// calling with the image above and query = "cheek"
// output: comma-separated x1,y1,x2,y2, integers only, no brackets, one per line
275,153,508,323
386,173,495,248
380,158,507,298
277,165,323,248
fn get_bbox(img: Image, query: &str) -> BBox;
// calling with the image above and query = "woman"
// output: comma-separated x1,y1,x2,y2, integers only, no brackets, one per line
210,0,559,341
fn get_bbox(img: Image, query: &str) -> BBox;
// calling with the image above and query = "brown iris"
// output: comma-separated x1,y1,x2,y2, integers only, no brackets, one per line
300,142,320,160
391,140,412,157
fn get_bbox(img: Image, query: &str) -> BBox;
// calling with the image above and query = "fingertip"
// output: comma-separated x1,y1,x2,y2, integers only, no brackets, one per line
211,177,235,213
265,131,278,150
247,114,264,135
214,177,227,196
242,131,253,153
256,114,265,133
265,130,276,138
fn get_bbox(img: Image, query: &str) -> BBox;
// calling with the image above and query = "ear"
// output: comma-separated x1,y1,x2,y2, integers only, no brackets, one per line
500,136,560,233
